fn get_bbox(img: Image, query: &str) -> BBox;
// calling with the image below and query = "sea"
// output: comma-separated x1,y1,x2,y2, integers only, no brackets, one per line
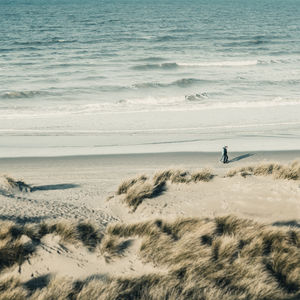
0,0,300,157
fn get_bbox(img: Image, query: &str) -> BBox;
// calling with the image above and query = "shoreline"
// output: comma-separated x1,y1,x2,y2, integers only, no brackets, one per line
0,149,300,161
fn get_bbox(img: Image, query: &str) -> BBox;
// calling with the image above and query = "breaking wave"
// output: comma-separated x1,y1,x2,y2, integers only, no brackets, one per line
134,57,166,62
185,93,209,101
153,35,178,42
132,78,205,89
131,62,178,70
1,96,300,120
132,60,263,70
12,38,77,47
0,90,47,99
178,60,259,67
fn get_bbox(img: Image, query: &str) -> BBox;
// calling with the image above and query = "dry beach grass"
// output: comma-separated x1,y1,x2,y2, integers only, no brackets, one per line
0,216,299,299
226,161,300,180
0,220,102,273
116,168,214,211
0,159,299,299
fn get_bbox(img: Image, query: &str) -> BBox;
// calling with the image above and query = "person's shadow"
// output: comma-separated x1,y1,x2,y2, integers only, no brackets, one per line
229,153,254,163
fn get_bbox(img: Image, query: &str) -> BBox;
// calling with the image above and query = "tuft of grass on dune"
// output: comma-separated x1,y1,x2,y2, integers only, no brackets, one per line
226,161,300,180
153,168,214,185
116,168,214,210
29,277,73,300
0,215,300,299
0,220,103,274
124,179,166,211
117,175,148,195
3,175,32,192
190,169,215,182
104,215,300,300
100,235,133,260
0,276,27,300
39,221,103,250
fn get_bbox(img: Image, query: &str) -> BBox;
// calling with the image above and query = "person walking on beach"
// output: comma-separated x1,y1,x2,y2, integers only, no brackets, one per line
221,146,229,163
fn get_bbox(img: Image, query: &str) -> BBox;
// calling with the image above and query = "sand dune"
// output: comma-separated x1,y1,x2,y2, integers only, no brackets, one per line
0,216,299,299
0,152,299,299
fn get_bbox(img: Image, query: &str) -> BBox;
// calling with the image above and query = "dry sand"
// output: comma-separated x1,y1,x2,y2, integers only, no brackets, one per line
0,150,299,284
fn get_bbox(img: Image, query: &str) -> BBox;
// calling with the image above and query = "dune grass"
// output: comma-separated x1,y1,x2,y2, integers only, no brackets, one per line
116,175,148,195
0,215,299,299
100,235,133,260
0,220,103,274
3,176,32,192
227,161,300,180
153,168,214,185
104,215,300,299
124,179,166,211
116,168,214,211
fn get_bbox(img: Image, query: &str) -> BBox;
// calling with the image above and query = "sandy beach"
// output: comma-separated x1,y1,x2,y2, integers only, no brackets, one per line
0,151,299,299
1,150,299,223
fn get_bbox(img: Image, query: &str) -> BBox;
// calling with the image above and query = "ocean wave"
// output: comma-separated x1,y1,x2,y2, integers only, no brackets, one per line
178,60,259,67
185,93,209,101
134,57,166,62
221,38,283,47
81,75,107,81
132,60,260,70
117,96,300,111
0,90,46,99
0,46,41,52
44,63,92,69
12,38,77,47
87,96,300,114
225,34,290,41
91,78,204,92
1,97,300,120
131,62,178,70
97,85,129,92
132,78,204,89
132,82,165,88
173,78,203,87
153,35,178,42
223,40,266,47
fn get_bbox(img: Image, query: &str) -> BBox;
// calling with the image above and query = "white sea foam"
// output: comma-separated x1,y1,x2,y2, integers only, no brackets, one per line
1,96,299,120
131,60,261,70
178,60,259,67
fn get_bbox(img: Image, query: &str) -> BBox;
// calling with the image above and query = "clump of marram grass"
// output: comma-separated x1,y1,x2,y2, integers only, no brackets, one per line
117,175,148,195
3,176,32,192
0,236,34,272
22,220,103,250
100,235,133,260
39,221,103,250
124,179,166,211
0,276,27,300
153,168,214,185
29,277,73,300
190,169,214,182
104,215,300,299
0,220,103,273
117,168,214,210
0,215,299,299
226,161,300,180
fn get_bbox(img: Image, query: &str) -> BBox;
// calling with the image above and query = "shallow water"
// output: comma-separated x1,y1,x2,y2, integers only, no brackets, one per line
0,0,300,156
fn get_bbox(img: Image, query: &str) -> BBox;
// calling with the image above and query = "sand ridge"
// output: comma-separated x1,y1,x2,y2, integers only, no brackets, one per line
0,152,299,299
